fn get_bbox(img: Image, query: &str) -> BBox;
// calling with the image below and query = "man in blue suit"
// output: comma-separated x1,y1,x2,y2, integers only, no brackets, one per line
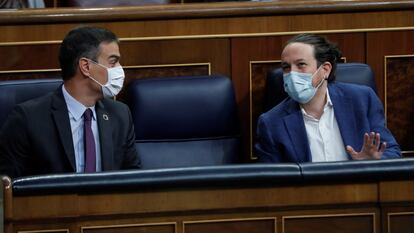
255,34,401,163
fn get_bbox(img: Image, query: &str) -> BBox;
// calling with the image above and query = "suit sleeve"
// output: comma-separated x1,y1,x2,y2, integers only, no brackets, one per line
0,106,31,178
121,106,141,169
367,88,401,159
255,115,284,163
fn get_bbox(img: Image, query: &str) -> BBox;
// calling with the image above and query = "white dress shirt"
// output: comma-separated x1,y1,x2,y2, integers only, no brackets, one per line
62,85,102,172
301,89,348,162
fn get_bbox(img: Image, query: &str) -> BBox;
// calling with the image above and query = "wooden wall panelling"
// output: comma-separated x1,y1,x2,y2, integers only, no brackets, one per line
367,31,414,100
231,36,285,161
386,211,414,233
379,180,414,233
282,213,376,233
8,183,376,221
17,229,69,233
0,71,61,81
119,38,230,88
366,31,414,157
231,33,365,161
1,7,414,41
381,199,414,232
183,217,276,233
383,55,414,157
81,222,176,233
14,226,71,233
249,60,282,156
0,44,60,72
14,217,177,233
324,33,366,64
0,39,229,77
379,180,414,204
4,181,379,233
119,39,230,76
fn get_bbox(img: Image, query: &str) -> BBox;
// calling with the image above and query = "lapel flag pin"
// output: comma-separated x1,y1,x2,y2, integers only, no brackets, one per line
103,114,109,120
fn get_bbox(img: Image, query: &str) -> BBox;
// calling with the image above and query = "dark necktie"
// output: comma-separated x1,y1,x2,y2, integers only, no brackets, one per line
84,108,96,172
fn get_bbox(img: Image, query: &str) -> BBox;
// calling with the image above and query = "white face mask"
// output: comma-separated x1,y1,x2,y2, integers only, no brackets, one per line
87,59,125,98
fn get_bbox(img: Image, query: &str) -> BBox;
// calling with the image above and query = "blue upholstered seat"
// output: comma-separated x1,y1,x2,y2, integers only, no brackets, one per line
127,75,240,169
0,79,62,128
264,63,377,112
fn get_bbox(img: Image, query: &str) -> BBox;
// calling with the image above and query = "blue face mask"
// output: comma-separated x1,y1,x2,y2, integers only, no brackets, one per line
283,67,325,104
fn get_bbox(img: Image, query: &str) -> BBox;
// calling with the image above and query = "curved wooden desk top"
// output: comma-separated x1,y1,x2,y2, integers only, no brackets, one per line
0,0,413,24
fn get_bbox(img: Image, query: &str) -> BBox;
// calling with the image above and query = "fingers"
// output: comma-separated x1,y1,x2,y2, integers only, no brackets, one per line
379,141,386,153
362,133,369,147
365,132,382,150
352,132,386,160
375,132,381,150
367,132,376,147
346,145,359,159
363,133,370,149
346,145,354,154
371,141,386,160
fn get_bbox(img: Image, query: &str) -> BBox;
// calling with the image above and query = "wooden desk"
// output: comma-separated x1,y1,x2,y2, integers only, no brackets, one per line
3,164,414,233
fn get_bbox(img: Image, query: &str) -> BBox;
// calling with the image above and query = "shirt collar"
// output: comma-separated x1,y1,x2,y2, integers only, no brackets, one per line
300,87,333,119
326,88,333,107
62,85,96,121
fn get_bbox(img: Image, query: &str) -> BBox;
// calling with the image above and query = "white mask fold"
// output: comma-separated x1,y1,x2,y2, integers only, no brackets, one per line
88,59,125,98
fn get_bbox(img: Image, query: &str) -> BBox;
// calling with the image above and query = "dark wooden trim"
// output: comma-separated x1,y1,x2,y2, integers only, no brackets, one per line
1,0,414,24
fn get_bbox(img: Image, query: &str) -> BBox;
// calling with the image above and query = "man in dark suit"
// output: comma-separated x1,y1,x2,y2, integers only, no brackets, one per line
255,33,401,163
0,26,140,178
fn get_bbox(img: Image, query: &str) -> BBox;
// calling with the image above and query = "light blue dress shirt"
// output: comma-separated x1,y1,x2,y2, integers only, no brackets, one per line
62,85,102,172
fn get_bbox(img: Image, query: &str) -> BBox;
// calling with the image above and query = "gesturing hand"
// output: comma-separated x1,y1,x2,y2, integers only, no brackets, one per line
346,132,386,160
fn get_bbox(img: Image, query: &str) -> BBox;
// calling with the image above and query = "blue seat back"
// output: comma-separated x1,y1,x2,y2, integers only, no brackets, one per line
128,75,240,169
0,79,63,128
264,63,377,111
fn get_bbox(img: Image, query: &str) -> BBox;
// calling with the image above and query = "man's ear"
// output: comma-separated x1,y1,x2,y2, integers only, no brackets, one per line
78,58,91,77
322,62,332,79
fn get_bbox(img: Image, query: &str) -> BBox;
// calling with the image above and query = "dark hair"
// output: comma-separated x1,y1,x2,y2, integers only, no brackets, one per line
58,26,119,81
286,33,342,82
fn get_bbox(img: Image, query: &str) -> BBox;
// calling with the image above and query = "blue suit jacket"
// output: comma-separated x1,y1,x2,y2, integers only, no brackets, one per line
255,82,401,163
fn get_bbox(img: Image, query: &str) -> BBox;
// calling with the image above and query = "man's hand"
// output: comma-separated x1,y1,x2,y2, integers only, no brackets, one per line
346,132,386,160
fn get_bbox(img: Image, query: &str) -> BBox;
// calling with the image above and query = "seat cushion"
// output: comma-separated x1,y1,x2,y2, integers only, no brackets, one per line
136,137,240,169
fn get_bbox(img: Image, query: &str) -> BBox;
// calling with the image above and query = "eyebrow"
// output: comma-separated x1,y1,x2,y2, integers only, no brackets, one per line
293,58,307,63
108,54,120,61
281,58,307,64
281,62,289,68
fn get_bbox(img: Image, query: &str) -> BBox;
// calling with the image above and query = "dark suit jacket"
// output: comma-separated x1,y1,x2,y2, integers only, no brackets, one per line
255,82,401,163
0,87,140,178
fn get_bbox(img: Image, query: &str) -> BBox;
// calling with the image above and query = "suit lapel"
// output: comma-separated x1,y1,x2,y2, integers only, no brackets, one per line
96,100,114,170
329,83,358,156
283,100,311,162
51,88,76,171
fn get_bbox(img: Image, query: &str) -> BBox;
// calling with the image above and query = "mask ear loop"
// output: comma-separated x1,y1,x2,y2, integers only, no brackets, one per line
88,74,105,87
85,58,109,86
312,64,326,89
315,76,325,89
